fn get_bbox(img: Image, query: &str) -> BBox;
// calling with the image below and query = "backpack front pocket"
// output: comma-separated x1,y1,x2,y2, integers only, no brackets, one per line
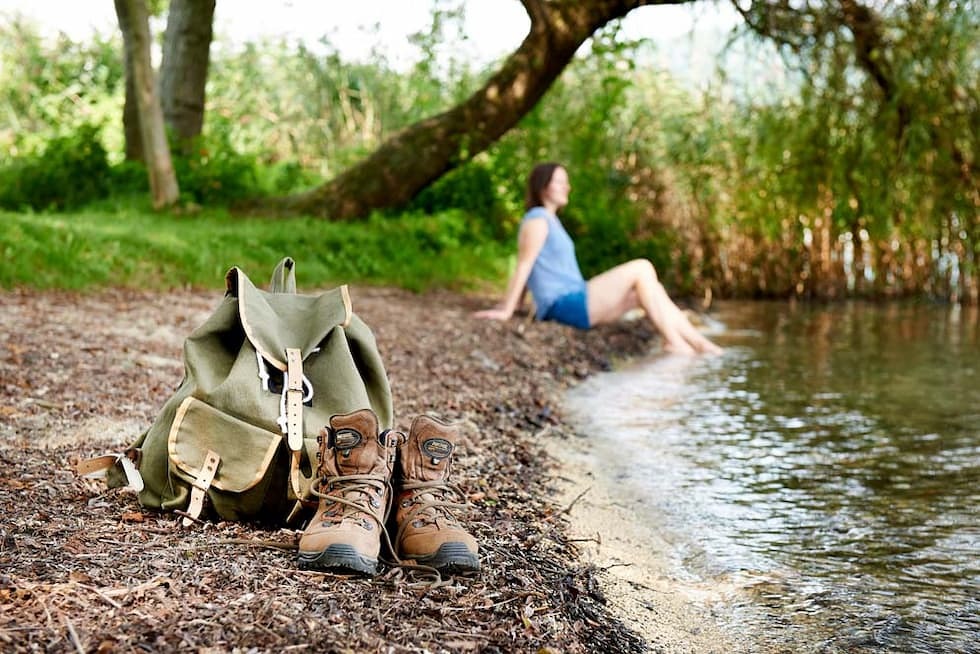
168,396,291,522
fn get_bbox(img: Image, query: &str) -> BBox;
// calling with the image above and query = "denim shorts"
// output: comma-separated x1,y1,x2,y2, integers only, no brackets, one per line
542,290,591,330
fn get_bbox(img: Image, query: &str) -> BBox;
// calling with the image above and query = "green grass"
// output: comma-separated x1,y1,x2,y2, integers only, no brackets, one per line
0,200,512,293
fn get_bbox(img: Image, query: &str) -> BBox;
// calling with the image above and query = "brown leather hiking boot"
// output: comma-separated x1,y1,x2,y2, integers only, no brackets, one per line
393,415,480,573
297,409,394,574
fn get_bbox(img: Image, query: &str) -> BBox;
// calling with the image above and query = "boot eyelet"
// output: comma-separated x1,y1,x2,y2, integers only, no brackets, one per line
412,520,424,528
370,497,380,508
401,499,412,508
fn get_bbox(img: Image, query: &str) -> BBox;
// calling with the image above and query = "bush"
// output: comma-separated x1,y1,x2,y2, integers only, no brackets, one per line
405,160,509,241
0,124,110,211
108,135,316,204
409,161,501,216
171,134,259,205
107,159,149,194
258,161,321,196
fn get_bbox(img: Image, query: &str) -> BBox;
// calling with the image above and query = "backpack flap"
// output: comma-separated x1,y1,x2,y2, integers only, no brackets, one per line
226,263,392,433
226,266,352,372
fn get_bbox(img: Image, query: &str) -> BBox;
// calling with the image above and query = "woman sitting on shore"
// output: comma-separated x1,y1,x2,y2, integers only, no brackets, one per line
474,162,721,356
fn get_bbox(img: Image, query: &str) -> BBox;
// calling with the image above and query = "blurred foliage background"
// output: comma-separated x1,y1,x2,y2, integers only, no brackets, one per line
0,1,976,300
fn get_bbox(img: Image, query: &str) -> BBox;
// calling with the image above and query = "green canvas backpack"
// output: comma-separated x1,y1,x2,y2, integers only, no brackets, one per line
79,257,393,526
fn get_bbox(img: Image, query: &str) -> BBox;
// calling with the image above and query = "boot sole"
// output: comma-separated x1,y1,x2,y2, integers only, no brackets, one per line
297,544,378,575
411,542,480,574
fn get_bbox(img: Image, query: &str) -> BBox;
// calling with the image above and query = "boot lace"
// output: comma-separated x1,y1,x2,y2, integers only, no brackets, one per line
375,479,474,589
394,479,470,544
311,473,390,529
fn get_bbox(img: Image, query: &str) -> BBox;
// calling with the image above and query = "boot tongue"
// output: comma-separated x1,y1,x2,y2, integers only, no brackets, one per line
329,409,383,476
404,415,457,482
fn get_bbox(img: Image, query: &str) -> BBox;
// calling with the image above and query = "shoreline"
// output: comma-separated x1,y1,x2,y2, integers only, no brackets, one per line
548,424,746,653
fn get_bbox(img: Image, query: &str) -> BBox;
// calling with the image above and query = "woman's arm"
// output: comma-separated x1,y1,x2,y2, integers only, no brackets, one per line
474,218,548,320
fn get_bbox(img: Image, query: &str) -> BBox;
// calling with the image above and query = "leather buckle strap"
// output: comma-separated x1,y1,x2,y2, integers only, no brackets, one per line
76,455,118,477
285,347,304,452
284,347,312,506
76,450,144,492
182,449,220,527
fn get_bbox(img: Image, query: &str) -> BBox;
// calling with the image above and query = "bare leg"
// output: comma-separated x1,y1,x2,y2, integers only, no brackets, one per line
646,279,722,354
586,259,721,355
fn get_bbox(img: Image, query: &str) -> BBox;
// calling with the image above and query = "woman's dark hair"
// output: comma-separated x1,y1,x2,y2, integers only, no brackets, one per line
525,162,563,210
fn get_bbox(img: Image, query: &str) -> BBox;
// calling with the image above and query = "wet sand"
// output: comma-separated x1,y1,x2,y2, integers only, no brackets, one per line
550,411,748,653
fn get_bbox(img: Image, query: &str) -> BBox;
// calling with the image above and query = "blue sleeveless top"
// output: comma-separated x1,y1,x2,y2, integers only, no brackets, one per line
523,206,586,318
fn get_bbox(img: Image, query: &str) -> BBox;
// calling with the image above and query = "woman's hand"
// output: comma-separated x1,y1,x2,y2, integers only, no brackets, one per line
473,216,547,324
473,307,513,321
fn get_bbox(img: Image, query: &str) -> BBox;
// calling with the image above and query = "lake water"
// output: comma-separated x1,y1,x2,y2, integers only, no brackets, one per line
564,301,979,653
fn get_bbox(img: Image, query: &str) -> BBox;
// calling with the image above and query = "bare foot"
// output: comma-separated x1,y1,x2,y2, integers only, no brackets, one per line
663,340,698,356
677,323,723,355
695,338,723,355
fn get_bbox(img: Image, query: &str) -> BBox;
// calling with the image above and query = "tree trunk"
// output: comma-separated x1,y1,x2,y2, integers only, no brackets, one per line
246,0,692,220
160,0,216,154
122,70,144,161
115,0,180,209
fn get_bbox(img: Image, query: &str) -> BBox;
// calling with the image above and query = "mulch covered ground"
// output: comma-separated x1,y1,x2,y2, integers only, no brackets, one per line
0,283,657,653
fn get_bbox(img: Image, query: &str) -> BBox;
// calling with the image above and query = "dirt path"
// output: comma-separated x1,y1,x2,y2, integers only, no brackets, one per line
0,284,725,652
